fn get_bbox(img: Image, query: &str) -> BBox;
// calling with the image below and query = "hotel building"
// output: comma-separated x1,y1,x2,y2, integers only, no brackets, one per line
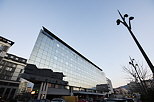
28,27,107,89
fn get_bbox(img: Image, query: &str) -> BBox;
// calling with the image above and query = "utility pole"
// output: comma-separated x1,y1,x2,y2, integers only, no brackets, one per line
116,10,154,75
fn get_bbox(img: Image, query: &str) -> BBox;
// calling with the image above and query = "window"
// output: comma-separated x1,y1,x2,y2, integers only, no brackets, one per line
4,76,11,80
6,67,12,71
57,44,60,47
22,59,26,62
0,45,9,52
48,83,54,88
10,56,14,58
5,54,8,57
54,56,57,60
12,64,17,68
0,65,3,69
15,57,19,60
15,68,21,72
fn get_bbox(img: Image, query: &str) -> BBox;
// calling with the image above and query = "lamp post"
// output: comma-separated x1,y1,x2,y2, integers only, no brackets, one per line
116,10,154,75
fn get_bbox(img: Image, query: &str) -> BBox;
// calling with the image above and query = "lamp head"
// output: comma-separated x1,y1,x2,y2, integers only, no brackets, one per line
124,14,128,17
129,17,134,20
116,19,121,25
129,62,132,64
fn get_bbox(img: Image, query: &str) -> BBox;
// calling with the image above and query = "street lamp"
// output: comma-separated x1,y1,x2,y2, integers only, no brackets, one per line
116,10,154,75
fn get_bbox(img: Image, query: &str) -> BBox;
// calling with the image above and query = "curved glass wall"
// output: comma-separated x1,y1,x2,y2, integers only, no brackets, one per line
28,29,107,88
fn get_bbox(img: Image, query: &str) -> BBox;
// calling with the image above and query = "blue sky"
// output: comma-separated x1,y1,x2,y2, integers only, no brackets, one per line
1,0,154,88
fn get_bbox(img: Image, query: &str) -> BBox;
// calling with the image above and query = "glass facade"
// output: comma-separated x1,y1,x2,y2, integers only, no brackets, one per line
29,28,107,88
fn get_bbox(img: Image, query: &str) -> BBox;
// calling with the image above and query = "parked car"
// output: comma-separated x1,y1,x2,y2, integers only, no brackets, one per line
51,98,66,102
125,98,134,102
78,99,89,102
28,99,50,102
104,98,127,102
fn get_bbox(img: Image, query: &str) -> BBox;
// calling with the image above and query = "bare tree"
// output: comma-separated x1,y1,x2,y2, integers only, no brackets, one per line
123,66,138,82
123,57,149,94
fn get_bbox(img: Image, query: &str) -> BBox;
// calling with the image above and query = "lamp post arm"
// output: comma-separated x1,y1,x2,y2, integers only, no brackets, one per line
126,27,154,73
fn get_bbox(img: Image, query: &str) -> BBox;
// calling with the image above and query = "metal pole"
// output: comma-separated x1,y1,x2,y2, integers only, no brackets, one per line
117,11,154,74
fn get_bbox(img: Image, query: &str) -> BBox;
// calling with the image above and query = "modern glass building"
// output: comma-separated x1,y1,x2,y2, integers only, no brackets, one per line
28,27,107,88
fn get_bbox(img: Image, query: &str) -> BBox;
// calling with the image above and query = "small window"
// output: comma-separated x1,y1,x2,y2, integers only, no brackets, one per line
15,57,19,60
22,59,26,62
12,64,17,68
6,67,12,71
10,56,14,58
56,44,60,47
5,54,8,57
54,56,57,60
